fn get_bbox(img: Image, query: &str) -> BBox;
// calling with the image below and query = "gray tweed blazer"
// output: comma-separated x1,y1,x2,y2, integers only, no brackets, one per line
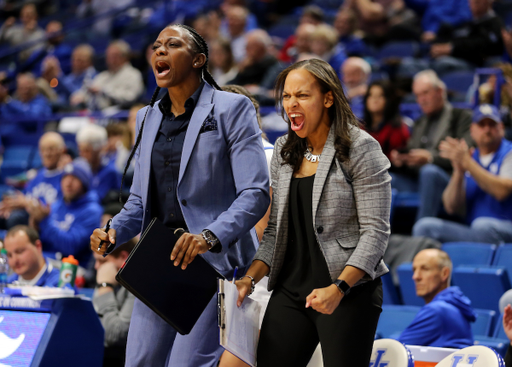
254,126,391,290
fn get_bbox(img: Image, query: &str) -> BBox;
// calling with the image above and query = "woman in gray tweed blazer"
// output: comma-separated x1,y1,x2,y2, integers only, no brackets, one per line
236,59,392,367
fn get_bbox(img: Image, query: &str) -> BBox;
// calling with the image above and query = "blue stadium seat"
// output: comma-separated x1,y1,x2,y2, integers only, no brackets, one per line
377,41,419,62
267,24,296,40
442,242,496,268
31,150,42,169
396,262,424,306
399,103,423,121
492,244,512,285
0,162,29,185
474,312,510,357
2,145,34,165
452,266,511,313
369,70,389,83
382,271,401,305
493,313,508,340
441,71,475,95
472,309,496,337
376,305,421,339
0,146,34,184
392,192,420,209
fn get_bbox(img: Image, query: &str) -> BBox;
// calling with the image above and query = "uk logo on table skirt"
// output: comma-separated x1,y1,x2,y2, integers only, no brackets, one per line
0,311,50,367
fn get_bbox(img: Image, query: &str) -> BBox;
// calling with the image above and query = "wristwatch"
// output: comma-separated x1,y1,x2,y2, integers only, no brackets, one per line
96,282,115,289
333,279,351,295
201,229,222,253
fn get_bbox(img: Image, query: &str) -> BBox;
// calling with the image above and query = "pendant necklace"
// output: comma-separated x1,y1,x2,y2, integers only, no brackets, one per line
304,147,321,163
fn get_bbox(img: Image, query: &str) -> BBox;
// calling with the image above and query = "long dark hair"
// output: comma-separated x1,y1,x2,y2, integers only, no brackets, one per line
363,80,401,131
119,24,221,202
275,59,359,171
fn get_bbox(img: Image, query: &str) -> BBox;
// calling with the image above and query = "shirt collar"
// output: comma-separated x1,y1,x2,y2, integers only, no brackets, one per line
19,262,49,286
158,81,205,117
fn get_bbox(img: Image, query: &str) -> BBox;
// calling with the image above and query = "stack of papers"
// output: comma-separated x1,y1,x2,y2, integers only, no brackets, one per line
5,285,75,300
218,279,261,367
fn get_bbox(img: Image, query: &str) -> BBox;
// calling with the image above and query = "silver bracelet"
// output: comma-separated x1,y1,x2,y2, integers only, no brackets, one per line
240,275,255,295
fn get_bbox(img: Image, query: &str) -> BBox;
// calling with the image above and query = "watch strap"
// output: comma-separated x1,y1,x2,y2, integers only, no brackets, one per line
96,282,116,289
201,230,222,253
334,279,350,295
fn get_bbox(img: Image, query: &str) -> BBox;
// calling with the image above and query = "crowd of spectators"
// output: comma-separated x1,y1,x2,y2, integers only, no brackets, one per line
1,0,512,364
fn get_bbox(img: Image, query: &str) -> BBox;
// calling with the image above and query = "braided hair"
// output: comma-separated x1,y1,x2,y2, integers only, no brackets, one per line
173,24,222,91
118,24,221,202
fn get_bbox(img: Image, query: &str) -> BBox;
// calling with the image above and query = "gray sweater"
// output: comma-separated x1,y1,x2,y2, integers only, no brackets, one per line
93,287,135,347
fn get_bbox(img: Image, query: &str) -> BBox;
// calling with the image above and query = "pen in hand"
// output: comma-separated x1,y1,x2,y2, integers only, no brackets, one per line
98,218,112,252
232,266,238,284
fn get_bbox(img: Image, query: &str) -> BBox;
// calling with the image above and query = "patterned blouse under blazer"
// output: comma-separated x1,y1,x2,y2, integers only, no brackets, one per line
254,126,392,290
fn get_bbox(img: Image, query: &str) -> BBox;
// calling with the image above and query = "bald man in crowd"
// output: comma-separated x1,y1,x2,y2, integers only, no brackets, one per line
397,249,476,348
341,56,371,103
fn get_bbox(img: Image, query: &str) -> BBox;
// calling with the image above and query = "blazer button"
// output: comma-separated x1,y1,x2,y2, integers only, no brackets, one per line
181,199,187,206
317,226,324,234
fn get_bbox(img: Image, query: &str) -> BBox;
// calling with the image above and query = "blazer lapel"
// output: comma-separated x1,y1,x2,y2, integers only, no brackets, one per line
312,128,336,224
277,164,293,230
179,83,214,183
140,106,162,207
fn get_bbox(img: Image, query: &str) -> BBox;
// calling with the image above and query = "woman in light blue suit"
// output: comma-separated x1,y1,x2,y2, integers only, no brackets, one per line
90,24,270,367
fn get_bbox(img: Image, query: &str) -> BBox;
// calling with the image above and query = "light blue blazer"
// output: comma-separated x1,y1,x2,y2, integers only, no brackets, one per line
110,82,270,275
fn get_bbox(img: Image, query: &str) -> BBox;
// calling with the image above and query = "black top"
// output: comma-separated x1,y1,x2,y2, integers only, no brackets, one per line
149,82,204,228
278,174,332,300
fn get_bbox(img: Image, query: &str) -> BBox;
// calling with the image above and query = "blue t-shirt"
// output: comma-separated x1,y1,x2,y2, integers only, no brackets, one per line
0,95,52,118
8,260,60,287
24,168,63,205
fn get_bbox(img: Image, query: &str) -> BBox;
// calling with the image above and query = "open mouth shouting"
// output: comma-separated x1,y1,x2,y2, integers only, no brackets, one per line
155,60,171,78
289,112,305,131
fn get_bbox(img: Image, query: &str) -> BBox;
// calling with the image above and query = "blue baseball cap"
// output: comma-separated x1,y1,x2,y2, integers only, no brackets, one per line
63,159,92,192
473,104,501,124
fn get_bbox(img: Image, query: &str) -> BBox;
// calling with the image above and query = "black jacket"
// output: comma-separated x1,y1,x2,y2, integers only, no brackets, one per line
435,12,503,66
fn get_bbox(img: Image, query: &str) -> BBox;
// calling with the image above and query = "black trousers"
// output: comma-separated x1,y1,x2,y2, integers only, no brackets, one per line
257,278,383,367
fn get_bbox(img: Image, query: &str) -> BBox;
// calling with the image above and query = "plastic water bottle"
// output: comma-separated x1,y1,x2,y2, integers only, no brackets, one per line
0,248,9,293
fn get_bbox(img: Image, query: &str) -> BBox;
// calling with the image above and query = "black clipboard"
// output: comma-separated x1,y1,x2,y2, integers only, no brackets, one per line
115,217,225,335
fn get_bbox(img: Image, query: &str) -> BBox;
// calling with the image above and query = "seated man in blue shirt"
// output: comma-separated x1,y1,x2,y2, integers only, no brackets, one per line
0,72,52,118
398,249,476,348
27,159,102,266
413,104,512,244
5,225,60,287
0,132,67,228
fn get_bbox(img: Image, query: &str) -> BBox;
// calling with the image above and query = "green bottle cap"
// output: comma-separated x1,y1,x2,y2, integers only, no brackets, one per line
0,249,6,255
